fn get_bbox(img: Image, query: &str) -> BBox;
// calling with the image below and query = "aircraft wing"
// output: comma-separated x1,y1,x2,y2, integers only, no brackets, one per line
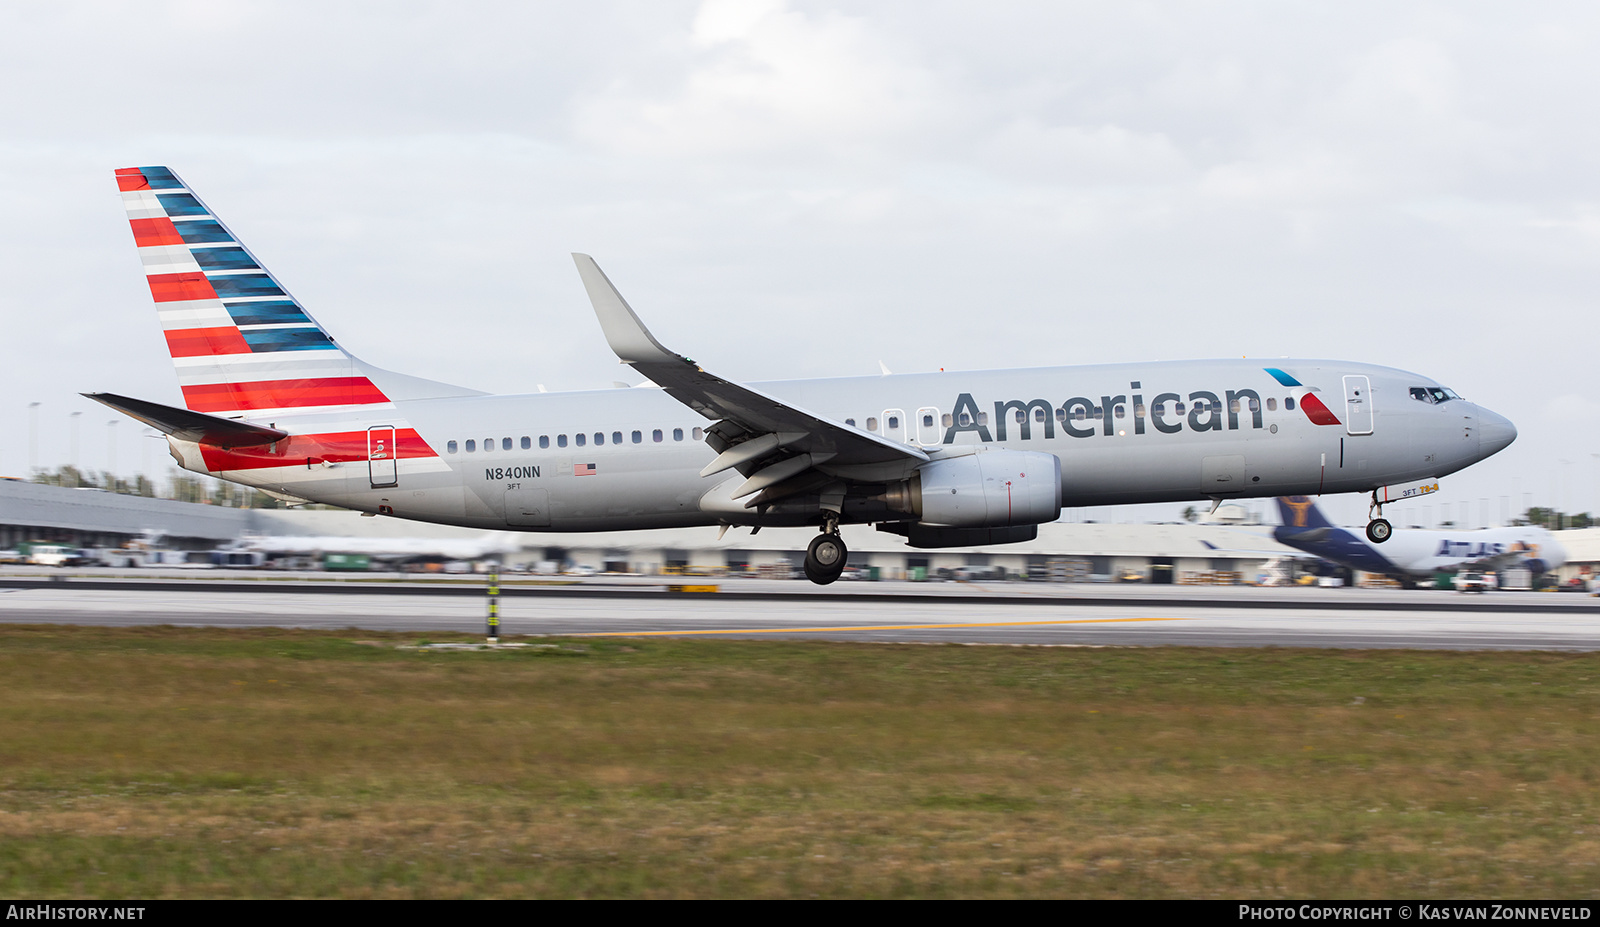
573,254,928,503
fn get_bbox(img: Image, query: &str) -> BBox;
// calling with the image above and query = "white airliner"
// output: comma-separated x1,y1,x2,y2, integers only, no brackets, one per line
1269,496,1564,582
89,166,1518,584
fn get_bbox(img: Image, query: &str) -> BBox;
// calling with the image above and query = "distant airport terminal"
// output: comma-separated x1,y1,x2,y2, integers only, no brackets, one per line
3,478,1595,589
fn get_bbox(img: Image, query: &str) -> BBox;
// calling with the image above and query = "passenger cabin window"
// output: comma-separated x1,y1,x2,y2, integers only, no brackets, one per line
632,430,642,444
887,416,900,429
447,440,458,454
575,433,586,447
924,413,936,428
692,427,703,441
594,432,604,446
653,429,663,443
1248,398,1260,412
484,438,494,452
673,428,684,441
1033,408,1046,423
557,435,567,448
1175,402,1186,415
1114,404,1126,419
613,431,623,444
866,417,878,431
1014,410,1025,424
959,412,971,426
845,418,856,427
502,437,512,451
540,435,550,449
1266,398,1277,411
465,439,476,452
978,412,989,426
1285,397,1296,410
942,413,953,427
1228,400,1240,414
521,436,531,450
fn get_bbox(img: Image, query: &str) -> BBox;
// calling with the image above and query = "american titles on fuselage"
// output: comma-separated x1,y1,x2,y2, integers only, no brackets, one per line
945,383,1287,444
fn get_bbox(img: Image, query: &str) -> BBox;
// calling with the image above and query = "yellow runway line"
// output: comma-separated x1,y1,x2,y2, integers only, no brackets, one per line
575,616,1189,637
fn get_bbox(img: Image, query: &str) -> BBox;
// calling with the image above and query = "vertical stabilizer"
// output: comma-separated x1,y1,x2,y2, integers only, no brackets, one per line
1275,495,1335,531
117,166,398,417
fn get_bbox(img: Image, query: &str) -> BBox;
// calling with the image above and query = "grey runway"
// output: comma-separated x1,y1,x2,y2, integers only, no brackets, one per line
4,579,1600,649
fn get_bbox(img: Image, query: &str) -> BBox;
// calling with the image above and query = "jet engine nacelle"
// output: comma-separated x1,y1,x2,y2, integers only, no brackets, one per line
915,449,1062,528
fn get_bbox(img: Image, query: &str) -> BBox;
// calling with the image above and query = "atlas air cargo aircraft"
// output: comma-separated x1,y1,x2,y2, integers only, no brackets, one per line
89,166,1519,584
1272,496,1564,582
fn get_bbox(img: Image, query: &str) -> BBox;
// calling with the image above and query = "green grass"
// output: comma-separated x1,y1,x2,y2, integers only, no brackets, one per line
0,625,1598,897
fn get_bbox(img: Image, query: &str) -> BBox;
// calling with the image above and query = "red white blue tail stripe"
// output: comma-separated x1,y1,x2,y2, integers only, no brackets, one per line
116,166,390,416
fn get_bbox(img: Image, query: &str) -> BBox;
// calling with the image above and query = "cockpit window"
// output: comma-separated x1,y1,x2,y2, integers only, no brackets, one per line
1411,386,1460,404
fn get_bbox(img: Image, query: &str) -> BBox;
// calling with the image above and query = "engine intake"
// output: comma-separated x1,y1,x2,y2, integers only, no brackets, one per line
893,449,1062,528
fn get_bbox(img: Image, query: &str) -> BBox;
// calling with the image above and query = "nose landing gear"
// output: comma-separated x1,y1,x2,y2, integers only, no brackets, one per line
804,515,848,585
1366,491,1392,544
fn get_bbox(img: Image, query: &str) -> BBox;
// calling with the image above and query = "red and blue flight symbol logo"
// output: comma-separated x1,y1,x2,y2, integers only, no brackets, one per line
1264,368,1341,426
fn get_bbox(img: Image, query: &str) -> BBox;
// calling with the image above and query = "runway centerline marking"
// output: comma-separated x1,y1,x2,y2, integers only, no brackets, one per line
575,616,1190,637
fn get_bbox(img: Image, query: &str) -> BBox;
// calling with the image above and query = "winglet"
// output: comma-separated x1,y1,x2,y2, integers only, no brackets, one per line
572,254,680,365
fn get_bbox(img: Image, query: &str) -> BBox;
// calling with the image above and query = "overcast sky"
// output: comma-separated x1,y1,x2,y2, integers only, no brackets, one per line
3,1,1597,528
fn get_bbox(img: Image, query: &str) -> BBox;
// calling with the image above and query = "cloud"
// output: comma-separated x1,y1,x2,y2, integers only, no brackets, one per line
574,0,937,159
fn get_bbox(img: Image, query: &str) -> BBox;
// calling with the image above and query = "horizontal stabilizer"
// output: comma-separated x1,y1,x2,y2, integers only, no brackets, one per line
83,392,288,448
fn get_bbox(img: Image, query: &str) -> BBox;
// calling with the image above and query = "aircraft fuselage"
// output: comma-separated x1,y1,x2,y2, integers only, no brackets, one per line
168,358,1512,533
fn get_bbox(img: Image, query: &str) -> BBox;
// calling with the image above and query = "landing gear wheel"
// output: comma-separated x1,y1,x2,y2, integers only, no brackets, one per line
804,533,848,585
1366,518,1393,544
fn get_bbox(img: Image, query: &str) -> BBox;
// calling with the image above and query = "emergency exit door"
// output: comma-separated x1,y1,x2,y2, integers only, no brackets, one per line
368,425,398,488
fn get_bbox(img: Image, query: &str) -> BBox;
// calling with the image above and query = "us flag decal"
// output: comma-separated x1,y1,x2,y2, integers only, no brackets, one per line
574,463,597,476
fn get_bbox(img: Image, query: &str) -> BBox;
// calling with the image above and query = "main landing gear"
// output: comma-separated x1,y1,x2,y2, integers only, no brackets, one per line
1366,491,1392,544
804,516,848,585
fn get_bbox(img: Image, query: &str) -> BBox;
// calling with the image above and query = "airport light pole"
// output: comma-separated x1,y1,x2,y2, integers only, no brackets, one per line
1592,454,1600,521
141,428,155,492
106,419,119,485
27,402,40,473
69,411,81,487
1560,459,1573,529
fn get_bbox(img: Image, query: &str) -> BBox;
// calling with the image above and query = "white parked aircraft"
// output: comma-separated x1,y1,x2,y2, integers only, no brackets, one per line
235,534,520,562
1271,496,1564,582
89,167,1518,584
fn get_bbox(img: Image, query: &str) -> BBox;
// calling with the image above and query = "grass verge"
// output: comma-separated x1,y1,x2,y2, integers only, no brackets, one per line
0,625,1597,898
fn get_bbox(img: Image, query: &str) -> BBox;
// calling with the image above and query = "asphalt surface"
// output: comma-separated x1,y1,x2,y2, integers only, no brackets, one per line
3,570,1599,649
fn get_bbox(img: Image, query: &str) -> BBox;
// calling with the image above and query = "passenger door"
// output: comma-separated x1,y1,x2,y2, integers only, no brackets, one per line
1343,375,1373,435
